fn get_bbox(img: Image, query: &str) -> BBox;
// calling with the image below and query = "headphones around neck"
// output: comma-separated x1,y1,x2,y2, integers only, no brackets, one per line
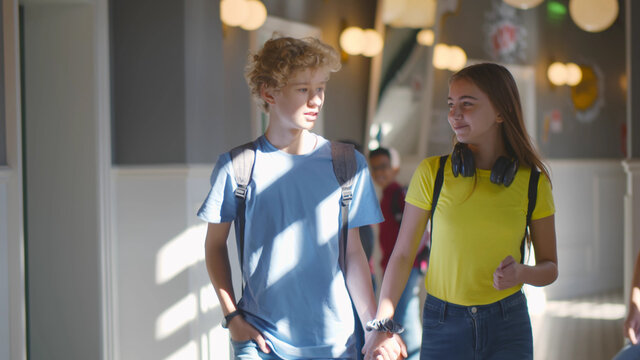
451,142,518,187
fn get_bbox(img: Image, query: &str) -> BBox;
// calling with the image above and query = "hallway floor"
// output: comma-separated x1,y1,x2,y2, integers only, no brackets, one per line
529,289,626,360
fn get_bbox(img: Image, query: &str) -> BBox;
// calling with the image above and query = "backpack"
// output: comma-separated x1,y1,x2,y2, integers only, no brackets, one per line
430,155,540,264
229,139,357,289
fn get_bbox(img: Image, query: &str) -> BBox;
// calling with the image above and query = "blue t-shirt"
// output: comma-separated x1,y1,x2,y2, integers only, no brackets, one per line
198,135,383,358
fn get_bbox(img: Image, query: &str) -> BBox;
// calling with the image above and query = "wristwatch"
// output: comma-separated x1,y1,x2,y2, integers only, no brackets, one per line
221,309,242,329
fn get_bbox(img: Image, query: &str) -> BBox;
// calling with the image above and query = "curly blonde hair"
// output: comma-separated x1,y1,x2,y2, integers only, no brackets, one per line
245,36,341,112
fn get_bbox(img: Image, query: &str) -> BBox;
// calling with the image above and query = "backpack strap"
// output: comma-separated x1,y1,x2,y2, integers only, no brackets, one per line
331,141,357,275
429,155,448,245
521,168,541,264
230,141,257,293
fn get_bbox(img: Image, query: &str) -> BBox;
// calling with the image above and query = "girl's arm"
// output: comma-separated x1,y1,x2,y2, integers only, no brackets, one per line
494,215,558,289
364,204,429,360
624,251,640,344
344,227,405,360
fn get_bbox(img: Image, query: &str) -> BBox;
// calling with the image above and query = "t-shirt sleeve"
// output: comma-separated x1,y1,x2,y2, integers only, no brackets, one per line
197,152,238,223
405,157,439,211
348,151,384,228
531,172,555,220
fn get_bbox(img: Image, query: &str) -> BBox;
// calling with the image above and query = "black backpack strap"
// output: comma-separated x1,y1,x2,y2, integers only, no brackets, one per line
520,169,541,264
230,141,257,292
430,155,448,245
331,141,357,275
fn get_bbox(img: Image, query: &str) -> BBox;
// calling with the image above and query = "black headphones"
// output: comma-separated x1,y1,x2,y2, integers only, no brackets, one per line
451,143,518,187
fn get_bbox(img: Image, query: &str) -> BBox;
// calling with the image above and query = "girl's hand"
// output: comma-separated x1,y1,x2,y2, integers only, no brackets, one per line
362,331,407,360
493,255,522,290
228,315,271,353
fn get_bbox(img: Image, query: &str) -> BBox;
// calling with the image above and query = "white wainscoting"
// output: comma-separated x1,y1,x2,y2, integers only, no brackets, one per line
545,160,625,299
110,159,626,358
112,166,237,360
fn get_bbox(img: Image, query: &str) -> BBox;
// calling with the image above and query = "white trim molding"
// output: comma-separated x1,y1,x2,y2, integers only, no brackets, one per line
3,0,26,359
95,0,115,359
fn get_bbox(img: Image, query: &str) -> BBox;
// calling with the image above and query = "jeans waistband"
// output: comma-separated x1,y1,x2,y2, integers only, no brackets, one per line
424,291,527,320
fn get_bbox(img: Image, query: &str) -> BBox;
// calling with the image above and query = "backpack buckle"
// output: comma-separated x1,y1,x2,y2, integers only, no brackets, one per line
235,185,248,199
341,188,353,206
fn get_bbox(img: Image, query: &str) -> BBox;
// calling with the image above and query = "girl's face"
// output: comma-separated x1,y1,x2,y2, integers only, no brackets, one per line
447,78,503,145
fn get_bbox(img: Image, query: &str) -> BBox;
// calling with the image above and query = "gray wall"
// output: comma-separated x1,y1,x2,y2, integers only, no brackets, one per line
1,2,6,166
630,0,640,158
434,0,626,159
111,0,376,165
23,5,102,359
111,0,187,164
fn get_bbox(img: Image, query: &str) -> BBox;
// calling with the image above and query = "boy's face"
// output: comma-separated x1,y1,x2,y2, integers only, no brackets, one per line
369,154,396,189
265,68,330,132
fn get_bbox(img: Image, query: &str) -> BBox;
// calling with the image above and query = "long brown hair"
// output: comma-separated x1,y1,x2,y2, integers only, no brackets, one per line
449,63,551,183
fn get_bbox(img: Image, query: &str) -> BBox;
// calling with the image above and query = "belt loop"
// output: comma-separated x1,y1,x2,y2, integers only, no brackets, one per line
440,300,447,323
499,297,508,320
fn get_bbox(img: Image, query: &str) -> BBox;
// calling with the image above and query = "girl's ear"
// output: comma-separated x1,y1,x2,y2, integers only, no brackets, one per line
260,86,276,105
496,113,504,123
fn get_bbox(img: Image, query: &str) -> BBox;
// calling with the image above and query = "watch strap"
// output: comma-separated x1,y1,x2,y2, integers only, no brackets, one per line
222,309,243,329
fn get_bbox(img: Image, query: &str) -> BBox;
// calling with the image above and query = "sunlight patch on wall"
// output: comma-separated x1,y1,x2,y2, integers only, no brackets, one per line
209,325,231,360
164,340,198,360
156,293,198,340
523,285,547,316
543,300,626,320
200,284,219,314
156,224,207,284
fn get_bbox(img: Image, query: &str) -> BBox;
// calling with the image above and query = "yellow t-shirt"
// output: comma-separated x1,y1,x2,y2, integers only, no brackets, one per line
405,156,555,306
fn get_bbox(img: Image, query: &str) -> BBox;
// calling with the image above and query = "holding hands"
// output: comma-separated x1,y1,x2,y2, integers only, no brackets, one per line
363,330,407,360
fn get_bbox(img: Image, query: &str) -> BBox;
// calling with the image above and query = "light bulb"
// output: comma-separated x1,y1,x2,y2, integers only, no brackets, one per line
447,46,467,71
569,0,619,33
340,27,365,55
432,44,451,70
241,0,267,30
220,0,249,27
416,29,434,46
565,63,582,86
362,29,384,57
547,62,568,86
503,0,544,9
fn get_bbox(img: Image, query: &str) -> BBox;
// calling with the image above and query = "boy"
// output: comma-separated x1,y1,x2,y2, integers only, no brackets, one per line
198,37,404,359
369,147,426,360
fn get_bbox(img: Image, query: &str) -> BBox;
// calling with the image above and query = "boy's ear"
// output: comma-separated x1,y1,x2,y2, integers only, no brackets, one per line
260,86,276,105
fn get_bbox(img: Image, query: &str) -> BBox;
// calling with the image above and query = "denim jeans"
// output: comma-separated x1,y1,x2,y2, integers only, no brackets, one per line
420,291,533,360
613,339,640,360
394,268,423,360
231,340,283,360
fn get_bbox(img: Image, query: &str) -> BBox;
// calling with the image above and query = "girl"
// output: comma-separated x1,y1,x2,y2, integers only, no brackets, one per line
364,63,558,360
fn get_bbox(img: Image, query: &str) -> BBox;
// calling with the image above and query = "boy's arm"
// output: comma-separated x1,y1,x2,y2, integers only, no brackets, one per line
344,227,406,359
204,222,270,352
204,222,237,314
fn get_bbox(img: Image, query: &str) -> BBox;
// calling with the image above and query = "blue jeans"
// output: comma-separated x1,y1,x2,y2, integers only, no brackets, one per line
231,340,283,360
613,340,640,360
394,268,422,360
420,291,533,360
